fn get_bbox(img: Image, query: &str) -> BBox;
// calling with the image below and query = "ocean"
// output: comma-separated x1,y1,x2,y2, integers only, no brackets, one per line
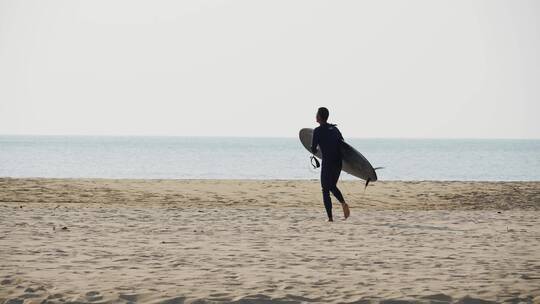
1,136,539,181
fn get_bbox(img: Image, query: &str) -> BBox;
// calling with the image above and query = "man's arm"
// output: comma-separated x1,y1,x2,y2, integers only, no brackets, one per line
336,127,344,141
311,128,319,154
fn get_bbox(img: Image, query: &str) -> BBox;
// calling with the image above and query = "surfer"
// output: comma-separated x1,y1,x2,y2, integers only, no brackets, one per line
311,107,350,222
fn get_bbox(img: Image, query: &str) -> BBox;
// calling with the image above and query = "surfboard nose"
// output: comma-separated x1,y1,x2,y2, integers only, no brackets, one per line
299,128,312,138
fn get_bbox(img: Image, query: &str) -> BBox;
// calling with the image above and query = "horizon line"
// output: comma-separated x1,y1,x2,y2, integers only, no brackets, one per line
1,133,539,140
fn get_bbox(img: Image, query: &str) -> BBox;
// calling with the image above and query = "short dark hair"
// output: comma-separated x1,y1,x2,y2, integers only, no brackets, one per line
317,107,329,121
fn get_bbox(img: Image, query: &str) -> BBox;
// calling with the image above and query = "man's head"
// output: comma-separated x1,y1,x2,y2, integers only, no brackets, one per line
316,107,329,123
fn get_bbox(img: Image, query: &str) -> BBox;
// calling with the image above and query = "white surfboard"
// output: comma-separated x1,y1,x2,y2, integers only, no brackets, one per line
299,128,378,185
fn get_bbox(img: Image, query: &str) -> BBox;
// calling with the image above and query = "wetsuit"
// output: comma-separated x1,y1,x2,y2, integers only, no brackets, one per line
311,123,346,220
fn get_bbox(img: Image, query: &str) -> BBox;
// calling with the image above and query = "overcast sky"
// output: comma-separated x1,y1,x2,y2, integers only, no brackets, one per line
0,0,539,138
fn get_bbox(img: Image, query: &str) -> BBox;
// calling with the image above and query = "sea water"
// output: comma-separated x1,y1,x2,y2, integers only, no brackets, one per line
1,136,539,181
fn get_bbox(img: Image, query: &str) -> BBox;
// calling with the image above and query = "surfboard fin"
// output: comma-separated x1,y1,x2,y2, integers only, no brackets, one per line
364,178,371,192
374,167,385,170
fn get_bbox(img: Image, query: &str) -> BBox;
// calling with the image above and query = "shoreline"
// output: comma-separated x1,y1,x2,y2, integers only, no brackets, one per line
3,176,540,181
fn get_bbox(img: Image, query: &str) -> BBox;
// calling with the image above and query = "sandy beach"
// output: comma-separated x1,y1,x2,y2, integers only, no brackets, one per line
1,178,539,304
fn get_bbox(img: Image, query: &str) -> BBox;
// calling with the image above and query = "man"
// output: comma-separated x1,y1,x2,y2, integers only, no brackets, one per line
311,107,350,222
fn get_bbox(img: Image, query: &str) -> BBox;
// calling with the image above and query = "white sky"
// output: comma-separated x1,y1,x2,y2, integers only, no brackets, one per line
0,0,539,138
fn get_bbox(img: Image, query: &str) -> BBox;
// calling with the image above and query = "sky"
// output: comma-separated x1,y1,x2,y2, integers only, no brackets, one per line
0,0,539,138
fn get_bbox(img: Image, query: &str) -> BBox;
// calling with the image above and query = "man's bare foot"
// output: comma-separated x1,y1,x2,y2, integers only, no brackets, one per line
327,218,334,222
341,202,350,219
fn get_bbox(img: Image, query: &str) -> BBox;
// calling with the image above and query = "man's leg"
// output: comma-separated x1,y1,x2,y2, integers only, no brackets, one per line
330,186,345,204
321,166,333,221
329,164,350,219
322,188,333,221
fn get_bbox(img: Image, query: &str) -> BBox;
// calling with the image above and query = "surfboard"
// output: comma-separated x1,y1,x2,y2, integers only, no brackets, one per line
299,128,378,184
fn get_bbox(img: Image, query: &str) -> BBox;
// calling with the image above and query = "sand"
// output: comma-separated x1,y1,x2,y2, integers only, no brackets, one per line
0,178,539,304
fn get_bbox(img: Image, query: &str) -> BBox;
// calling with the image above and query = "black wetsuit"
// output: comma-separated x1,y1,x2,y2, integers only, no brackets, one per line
311,123,345,220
